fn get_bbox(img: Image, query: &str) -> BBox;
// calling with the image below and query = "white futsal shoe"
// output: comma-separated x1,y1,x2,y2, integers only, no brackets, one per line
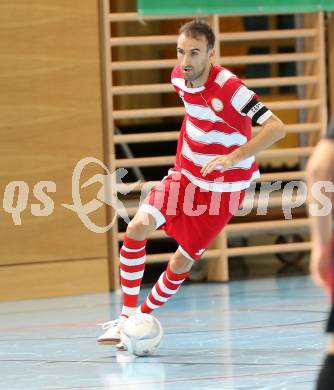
97,316,128,345
116,341,127,351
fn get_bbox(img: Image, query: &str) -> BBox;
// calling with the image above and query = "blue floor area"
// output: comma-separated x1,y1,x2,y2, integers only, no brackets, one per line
0,276,330,390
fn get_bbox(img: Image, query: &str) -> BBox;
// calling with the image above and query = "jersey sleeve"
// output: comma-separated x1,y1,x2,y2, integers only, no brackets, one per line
228,79,273,125
171,65,182,93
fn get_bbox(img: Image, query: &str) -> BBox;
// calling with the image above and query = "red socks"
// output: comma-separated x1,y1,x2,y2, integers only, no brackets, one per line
140,263,189,313
119,234,147,317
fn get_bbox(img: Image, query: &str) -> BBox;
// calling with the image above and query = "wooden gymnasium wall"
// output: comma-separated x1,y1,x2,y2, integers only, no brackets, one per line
0,1,109,300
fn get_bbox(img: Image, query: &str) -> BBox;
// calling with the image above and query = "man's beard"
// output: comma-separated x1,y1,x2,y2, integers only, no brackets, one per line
182,65,206,82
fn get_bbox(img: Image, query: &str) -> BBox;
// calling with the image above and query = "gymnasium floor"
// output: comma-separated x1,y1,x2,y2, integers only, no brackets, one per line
0,275,329,390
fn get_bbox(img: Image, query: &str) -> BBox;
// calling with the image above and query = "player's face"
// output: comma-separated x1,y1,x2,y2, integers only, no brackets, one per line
177,33,214,85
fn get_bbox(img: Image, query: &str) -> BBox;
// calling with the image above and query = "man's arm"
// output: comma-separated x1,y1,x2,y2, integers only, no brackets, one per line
201,114,285,176
231,114,285,162
306,122,334,291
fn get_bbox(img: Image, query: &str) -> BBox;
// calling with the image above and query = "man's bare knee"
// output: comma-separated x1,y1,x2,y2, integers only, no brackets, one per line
126,212,156,240
169,250,194,274
328,335,334,354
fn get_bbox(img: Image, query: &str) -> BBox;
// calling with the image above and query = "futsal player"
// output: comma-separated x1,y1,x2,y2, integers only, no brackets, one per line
306,116,334,390
98,19,285,347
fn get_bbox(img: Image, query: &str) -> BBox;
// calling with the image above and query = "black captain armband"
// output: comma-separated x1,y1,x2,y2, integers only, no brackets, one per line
241,98,272,125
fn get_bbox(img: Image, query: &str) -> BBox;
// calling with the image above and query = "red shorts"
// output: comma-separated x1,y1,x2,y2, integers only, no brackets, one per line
139,170,245,260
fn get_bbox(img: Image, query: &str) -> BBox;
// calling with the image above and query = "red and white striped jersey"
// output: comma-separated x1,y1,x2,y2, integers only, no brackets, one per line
171,64,273,192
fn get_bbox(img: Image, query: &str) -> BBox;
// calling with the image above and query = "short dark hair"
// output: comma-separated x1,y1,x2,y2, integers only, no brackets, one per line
179,19,215,49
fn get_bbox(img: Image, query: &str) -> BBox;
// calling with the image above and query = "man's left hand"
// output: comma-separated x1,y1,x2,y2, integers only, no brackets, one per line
200,153,240,177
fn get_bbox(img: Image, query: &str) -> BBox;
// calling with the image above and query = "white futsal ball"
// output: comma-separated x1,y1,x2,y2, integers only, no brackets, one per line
120,313,163,356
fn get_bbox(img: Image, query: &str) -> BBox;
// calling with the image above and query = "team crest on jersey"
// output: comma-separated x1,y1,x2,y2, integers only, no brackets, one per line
211,97,224,112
